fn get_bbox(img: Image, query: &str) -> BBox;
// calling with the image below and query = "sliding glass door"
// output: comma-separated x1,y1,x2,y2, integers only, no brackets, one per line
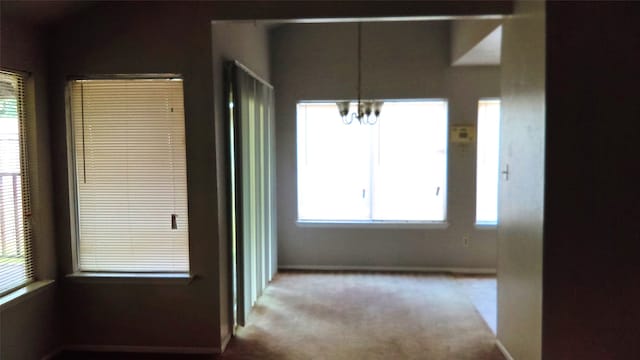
226,61,276,327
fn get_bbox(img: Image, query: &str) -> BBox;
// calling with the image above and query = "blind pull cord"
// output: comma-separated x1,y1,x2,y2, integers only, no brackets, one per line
171,214,178,229
80,82,87,184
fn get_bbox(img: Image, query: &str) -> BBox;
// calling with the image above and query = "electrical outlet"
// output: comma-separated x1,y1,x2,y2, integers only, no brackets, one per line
463,234,470,247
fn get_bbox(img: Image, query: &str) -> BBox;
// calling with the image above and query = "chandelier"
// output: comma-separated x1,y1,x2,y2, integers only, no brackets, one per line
336,22,383,125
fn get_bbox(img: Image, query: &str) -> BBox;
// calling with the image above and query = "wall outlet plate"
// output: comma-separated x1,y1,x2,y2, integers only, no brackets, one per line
451,125,476,144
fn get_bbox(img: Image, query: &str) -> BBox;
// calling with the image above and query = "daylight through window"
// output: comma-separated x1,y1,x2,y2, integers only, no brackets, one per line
476,99,501,225
0,70,33,295
297,100,448,223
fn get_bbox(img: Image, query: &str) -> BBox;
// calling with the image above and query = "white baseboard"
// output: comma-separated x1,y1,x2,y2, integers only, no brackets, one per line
278,265,496,275
61,344,219,354
496,339,515,360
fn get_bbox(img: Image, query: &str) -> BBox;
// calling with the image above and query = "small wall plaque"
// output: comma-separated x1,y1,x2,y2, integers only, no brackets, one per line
451,125,476,144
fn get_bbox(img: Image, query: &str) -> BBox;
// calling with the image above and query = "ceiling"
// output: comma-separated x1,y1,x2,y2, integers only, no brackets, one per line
1,0,96,27
2,1,503,67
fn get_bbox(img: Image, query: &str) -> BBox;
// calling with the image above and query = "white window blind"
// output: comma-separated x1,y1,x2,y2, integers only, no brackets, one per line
0,70,33,296
476,99,501,225
69,78,189,272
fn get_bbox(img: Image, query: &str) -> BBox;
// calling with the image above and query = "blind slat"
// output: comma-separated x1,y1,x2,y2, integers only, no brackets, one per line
69,79,189,273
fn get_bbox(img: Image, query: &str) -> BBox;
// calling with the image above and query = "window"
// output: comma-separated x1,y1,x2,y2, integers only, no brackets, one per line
297,100,448,223
0,70,33,296
476,99,501,225
69,78,189,273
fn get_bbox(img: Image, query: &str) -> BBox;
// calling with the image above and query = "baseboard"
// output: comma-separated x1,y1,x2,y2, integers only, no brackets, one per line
496,339,515,360
221,332,232,352
279,265,496,275
61,344,219,354
41,346,64,360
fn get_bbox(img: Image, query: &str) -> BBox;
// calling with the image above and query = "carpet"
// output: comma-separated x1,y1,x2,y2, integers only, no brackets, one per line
455,276,498,334
222,272,504,360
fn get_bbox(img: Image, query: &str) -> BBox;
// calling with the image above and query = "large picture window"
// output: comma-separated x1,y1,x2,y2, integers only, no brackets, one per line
0,70,33,295
297,100,448,223
69,78,189,273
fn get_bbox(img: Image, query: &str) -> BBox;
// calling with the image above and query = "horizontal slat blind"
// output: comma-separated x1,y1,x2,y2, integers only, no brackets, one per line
70,79,189,272
0,70,33,296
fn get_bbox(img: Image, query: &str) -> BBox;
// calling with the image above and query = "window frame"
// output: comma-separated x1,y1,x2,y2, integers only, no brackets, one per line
0,68,35,298
295,99,449,227
65,74,192,277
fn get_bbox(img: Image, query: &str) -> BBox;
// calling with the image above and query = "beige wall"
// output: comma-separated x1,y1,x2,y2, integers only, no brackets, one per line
0,17,60,360
450,19,502,64
497,1,545,359
271,21,500,270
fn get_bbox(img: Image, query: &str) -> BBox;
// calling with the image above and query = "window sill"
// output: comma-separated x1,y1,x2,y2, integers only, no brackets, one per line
65,272,195,285
475,222,498,230
0,280,55,310
296,220,450,229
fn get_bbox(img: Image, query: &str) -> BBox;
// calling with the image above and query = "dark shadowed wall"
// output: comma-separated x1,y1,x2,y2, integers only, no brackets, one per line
47,3,273,352
48,4,223,351
0,17,59,360
543,2,640,358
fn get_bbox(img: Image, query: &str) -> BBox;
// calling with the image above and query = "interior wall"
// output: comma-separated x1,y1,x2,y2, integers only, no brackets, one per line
497,1,545,359
271,21,500,270
211,21,271,349
0,17,60,360
48,4,221,350
543,2,640,358
1,2,513,357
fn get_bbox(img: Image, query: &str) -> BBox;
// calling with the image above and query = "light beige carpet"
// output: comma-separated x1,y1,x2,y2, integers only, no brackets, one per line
455,276,497,334
222,272,504,360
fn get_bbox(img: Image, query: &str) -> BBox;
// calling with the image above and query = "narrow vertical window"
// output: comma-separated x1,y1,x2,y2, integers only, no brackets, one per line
69,78,189,273
0,70,33,295
476,99,501,225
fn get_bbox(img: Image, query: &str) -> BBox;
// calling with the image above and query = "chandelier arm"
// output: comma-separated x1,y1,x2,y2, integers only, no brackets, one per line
341,22,381,126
